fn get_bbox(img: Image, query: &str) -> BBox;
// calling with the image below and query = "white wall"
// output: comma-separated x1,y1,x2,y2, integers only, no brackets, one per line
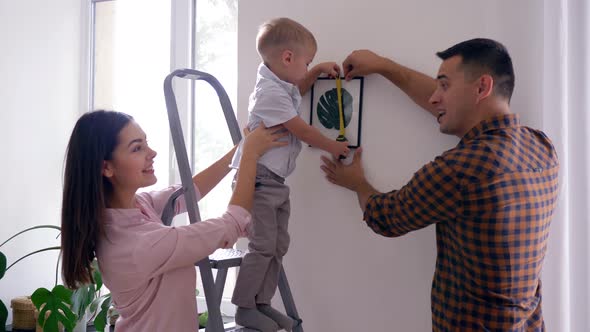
238,1,544,331
0,0,553,329
0,0,84,324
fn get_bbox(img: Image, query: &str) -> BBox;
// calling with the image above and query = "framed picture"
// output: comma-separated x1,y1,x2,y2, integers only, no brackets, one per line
309,77,364,148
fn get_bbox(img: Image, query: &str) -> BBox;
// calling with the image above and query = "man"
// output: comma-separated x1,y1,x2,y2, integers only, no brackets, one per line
321,39,559,331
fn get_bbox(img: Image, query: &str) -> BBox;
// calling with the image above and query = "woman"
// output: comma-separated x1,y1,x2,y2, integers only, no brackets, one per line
60,110,286,331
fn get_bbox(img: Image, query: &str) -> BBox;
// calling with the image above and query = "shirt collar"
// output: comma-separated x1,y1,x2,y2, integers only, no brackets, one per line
257,63,301,98
460,113,520,143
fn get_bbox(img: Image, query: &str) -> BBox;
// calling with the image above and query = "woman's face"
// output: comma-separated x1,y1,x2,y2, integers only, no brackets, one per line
102,121,157,193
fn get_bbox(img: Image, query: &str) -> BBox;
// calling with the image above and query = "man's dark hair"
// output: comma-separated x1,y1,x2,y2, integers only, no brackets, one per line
436,38,515,102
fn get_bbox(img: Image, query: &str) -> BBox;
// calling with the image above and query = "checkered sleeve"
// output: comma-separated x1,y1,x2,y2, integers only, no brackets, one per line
363,153,462,237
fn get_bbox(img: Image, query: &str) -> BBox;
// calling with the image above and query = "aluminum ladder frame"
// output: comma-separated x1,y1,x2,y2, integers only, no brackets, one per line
161,69,303,332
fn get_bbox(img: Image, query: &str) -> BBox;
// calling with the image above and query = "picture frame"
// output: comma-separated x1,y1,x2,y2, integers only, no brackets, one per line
309,77,364,148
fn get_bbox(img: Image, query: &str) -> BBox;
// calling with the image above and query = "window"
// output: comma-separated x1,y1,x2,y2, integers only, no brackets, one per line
192,0,238,225
91,0,238,311
93,0,172,192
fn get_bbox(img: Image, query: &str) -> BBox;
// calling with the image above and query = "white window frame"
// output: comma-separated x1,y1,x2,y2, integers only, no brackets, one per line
86,0,239,315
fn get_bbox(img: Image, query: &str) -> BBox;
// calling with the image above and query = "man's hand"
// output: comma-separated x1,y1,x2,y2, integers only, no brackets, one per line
321,147,366,191
320,148,379,211
342,49,386,81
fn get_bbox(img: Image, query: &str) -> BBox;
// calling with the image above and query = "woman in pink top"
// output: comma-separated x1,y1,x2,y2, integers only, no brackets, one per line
60,110,286,331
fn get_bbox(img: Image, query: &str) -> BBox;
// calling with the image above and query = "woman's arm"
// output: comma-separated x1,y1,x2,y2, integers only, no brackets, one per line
229,125,288,211
192,145,237,199
134,126,287,278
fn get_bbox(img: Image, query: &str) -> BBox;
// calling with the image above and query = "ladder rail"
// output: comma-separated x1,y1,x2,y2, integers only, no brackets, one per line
163,69,240,332
162,68,303,332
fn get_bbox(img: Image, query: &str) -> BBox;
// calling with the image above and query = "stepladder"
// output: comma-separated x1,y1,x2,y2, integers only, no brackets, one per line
161,69,303,332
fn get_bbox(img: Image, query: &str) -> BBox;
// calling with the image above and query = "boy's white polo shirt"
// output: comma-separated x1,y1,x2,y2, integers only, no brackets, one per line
230,63,302,179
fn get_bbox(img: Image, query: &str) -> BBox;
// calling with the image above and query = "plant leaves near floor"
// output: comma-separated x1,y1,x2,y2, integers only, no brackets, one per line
0,251,6,280
92,260,103,290
317,88,353,130
0,298,7,332
92,294,112,332
0,226,62,332
0,251,6,330
71,259,104,324
199,311,208,328
71,284,95,321
31,285,76,332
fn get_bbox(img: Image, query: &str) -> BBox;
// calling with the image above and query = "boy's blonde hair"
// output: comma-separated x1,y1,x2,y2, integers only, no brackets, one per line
256,17,317,63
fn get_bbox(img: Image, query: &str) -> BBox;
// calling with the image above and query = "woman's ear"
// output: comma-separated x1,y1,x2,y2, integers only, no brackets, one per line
102,160,114,178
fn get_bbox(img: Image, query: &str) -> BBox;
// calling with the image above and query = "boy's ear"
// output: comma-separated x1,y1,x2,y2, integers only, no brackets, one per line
281,50,293,65
102,160,114,178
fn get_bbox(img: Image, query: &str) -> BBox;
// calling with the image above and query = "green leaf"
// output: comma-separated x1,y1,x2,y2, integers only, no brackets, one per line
52,285,74,305
0,251,6,280
71,284,95,320
31,285,76,332
88,293,110,318
316,88,353,130
31,287,52,308
0,300,8,332
93,295,112,332
43,314,59,332
91,260,103,291
199,311,208,328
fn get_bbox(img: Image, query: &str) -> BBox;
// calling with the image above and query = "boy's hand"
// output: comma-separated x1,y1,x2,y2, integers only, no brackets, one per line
331,140,350,159
300,62,342,95
313,62,341,78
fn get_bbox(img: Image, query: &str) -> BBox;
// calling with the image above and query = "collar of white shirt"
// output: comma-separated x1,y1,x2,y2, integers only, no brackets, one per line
257,63,301,99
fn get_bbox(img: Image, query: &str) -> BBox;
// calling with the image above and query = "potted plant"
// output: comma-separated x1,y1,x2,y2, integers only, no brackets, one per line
195,289,209,329
1,226,112,332
69,260,112,332
0,225,72,332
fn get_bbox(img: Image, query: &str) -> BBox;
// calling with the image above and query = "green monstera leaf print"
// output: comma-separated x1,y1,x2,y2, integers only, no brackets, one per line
317,88,353,130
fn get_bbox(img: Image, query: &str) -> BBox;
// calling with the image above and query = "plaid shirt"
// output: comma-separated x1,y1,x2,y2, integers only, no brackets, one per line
364,114,559,331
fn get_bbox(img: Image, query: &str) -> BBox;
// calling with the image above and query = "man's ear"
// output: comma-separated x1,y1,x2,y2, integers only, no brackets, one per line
281,49,293,65
103,160,114,178
476,74,494,102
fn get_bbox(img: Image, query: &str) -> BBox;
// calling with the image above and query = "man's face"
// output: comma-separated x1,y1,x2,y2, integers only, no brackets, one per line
429,56,479,137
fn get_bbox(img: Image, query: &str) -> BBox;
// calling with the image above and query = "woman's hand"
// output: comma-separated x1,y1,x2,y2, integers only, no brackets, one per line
241,124,288,160
229,124,287,211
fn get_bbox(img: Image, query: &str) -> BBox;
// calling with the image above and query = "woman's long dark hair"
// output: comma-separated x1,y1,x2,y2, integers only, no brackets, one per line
61,110,132,289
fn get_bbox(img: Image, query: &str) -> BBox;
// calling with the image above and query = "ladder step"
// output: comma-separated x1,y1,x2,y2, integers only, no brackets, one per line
198,318,302,332
209,248,245,269
197,321,259,332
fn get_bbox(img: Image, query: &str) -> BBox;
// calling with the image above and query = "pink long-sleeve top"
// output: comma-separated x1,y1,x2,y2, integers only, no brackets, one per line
96,185,250,331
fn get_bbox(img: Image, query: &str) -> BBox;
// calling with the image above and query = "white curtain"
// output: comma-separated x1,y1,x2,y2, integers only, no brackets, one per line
541,0,590,331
